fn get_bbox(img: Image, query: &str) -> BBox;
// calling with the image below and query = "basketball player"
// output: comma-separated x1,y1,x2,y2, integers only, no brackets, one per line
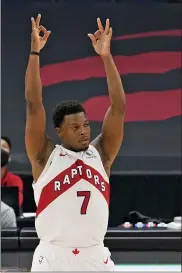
25,14,125,271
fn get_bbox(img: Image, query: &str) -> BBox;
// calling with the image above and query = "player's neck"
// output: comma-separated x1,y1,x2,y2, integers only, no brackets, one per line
61,143,88,153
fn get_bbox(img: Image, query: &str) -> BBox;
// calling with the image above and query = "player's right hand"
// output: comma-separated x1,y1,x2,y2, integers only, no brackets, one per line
31,14,51,53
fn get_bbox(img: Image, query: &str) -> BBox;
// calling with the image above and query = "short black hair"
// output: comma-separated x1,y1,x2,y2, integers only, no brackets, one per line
1,136,12,150
52,100,85,128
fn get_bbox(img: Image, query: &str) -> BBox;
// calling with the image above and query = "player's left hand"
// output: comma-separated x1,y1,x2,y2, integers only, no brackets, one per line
88,18,112,57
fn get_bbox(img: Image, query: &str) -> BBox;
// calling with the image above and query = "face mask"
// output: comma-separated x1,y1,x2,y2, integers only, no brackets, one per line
1,149,9,167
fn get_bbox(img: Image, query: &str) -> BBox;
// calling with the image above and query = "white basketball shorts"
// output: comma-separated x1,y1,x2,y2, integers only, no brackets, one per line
31,241,115,271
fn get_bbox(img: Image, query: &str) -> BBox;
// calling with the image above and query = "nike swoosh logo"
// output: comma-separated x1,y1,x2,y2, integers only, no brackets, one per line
104,257,108,264
60,153,66,156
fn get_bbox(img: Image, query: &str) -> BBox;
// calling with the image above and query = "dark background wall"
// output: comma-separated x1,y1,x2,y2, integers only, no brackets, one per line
2,1,182,222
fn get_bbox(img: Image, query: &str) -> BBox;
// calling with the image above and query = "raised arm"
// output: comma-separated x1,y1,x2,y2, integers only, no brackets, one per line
25,14,54,179
88,18,126,173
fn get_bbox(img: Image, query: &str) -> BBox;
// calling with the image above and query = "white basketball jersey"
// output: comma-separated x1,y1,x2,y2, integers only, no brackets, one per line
33,144,110,247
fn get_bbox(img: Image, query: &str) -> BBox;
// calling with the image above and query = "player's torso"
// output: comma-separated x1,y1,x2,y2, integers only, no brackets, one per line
33,144,110,247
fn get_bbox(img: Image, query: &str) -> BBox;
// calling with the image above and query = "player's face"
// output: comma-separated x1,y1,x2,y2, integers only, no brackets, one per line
57,112,91,152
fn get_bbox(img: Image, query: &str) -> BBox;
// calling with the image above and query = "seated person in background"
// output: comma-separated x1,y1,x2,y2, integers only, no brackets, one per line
1,201,17,228
1,136,24,208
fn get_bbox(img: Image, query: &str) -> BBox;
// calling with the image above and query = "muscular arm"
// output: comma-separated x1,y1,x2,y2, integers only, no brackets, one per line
25,16,54,181
92,54,126,170
25,54,53,163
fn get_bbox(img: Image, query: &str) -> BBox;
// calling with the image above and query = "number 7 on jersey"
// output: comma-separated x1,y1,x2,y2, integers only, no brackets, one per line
77,191,91,215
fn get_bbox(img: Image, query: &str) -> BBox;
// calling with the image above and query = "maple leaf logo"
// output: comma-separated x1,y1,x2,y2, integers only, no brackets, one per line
72,248,80,255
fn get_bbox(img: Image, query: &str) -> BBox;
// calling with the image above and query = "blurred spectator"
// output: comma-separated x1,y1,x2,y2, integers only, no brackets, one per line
1,201,17,228
1,136,24,208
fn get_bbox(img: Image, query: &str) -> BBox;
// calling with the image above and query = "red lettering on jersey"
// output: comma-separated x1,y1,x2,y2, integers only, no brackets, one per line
36,160,110,218
77,191,91,214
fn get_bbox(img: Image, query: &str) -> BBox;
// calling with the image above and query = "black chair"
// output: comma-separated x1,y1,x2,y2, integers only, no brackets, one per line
1,228,19,250
1,187,20,217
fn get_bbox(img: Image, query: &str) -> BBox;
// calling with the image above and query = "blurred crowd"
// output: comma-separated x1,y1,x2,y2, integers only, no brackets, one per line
1,137,24,228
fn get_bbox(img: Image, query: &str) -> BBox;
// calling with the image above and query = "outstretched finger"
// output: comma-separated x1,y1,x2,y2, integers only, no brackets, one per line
97,18,104,33
105,19,110,34
88,33,97,46
31,17,36,30
108,27,113,39
36,14,41,28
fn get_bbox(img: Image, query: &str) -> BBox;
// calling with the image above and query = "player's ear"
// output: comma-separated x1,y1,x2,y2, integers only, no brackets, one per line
56,127,63,138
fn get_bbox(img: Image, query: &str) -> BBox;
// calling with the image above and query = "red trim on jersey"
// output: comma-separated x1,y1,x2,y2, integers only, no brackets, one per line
36,159,110,218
